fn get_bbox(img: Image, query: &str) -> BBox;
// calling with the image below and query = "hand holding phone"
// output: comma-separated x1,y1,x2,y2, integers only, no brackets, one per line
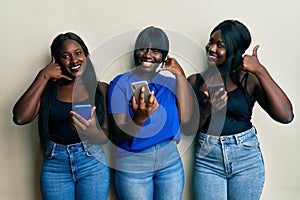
73,104,92,120
208,84,225,98
131,81,151,103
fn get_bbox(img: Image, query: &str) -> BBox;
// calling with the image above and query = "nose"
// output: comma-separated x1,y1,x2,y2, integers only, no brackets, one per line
144,48,152,57
209,43,217,52
70,55,78,64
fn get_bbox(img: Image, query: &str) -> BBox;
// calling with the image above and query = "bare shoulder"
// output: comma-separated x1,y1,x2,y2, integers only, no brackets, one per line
187,73,198,86
98,81,109,94
238,71,260,96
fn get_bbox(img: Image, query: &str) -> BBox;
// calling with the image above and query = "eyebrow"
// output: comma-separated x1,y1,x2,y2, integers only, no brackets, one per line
60,48,82,54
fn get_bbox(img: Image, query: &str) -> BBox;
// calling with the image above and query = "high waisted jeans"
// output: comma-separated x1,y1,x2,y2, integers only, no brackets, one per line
194,127,265,200
40,141,110,200
114,140,184,200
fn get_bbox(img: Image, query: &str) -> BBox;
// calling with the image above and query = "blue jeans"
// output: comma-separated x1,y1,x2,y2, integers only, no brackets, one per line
40,141,110,200
114,140,184,200
194,127,265,200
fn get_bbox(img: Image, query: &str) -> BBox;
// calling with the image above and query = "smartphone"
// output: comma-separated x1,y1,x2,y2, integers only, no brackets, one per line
130,81,151,103
73,104,92,120
208,84,225,97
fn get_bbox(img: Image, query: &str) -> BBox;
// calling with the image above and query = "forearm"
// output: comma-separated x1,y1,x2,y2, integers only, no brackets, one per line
255,66,293,123
13,71,50,125
176,73,194,123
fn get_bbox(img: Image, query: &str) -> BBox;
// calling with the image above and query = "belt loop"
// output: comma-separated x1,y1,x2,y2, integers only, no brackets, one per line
51,143,56,157
82,141,92,156
82,141,88,152
205,135,210,145
234,135,239,145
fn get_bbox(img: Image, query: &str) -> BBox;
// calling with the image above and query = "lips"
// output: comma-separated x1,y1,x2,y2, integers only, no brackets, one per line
140,58,156,67
70,64,81,71
207,52,218,62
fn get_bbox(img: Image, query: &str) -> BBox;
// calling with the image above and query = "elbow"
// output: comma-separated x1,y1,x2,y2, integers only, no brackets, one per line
281,112,294,124
12,116,30,126
274,111,294,124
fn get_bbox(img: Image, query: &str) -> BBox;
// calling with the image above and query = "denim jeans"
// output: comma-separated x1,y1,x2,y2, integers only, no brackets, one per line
40,141,110,200
114,140,184,200
194,127,265,200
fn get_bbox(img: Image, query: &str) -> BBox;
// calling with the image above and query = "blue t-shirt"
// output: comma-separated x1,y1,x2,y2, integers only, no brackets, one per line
107,71,180,152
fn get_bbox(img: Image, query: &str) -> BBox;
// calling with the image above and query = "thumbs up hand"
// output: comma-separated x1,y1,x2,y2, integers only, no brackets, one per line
241,45,264,74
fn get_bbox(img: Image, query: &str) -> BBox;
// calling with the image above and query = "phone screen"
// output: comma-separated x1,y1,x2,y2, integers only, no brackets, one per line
73,104,92,120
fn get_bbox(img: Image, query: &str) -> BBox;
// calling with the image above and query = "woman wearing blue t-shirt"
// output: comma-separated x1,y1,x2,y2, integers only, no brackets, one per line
107,26,193,200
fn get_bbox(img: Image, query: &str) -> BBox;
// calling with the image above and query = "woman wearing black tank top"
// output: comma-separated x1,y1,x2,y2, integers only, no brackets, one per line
12,32,110,199
187,20,294,200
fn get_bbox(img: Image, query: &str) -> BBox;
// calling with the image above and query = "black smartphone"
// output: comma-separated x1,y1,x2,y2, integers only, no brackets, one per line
208,84,225,97
130,81,151,103
73,104,92,120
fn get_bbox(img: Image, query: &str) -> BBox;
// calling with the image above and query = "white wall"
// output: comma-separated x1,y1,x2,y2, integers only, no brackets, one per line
1,0,299,199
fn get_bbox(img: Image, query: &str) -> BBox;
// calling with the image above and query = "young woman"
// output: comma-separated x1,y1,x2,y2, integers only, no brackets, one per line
188,20,294,200
107,26,193,200
13,32,110,200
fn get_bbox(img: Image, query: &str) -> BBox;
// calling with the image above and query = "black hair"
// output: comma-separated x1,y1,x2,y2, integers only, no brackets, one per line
134,26,169,66
38,32,105,152
210,20,251,87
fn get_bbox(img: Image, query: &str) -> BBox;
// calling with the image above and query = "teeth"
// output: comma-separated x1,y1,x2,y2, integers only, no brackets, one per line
71,65,81,70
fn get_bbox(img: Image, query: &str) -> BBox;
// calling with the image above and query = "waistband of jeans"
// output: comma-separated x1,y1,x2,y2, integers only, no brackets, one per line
47,140,92,152
197,126,256,144
117,139,176,157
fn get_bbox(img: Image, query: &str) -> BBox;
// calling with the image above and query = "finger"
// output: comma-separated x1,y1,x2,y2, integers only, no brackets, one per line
252,45,260,57
233,65,243,73
61,74,73,81
204,90,209,97
139,87,145,104
148,91,155,103
132,95,138,110
51,56,56,63
90,106,96,119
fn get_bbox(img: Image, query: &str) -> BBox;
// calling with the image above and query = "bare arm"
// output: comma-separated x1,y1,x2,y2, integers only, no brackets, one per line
13,57,72,125
160,56,194,123
242,45,293,123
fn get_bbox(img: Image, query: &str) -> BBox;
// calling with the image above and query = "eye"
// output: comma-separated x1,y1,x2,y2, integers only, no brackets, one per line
217,43,225,49
151,48,161,54
61,54,70,59
139,48,147,52
76,51,82,56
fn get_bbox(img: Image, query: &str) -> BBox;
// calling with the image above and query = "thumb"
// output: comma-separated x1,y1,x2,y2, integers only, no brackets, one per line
252,45,260,57
51,56,56,63
90,106,96,119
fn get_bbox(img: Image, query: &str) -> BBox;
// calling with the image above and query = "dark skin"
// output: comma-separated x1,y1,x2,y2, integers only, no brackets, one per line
109,48,193,145
187,29,293,133
13,39,109,144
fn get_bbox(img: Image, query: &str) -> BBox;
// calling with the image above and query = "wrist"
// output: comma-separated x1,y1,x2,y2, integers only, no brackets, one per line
133,118,145,126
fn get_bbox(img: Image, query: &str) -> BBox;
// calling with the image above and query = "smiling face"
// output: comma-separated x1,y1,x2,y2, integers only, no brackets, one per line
59,39,86,78
135,47,163,73
205,29,227,67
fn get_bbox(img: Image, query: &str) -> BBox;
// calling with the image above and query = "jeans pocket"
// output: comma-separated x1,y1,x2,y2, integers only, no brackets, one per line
85,144,104,157
240,134,259,150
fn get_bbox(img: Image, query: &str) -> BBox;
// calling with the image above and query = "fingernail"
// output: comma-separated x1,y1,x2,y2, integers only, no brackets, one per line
141,87,145,92
151,91,154,95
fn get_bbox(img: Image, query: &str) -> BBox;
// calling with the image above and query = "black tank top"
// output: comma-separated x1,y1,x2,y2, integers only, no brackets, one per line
49,98,90,145
195,73,255,135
